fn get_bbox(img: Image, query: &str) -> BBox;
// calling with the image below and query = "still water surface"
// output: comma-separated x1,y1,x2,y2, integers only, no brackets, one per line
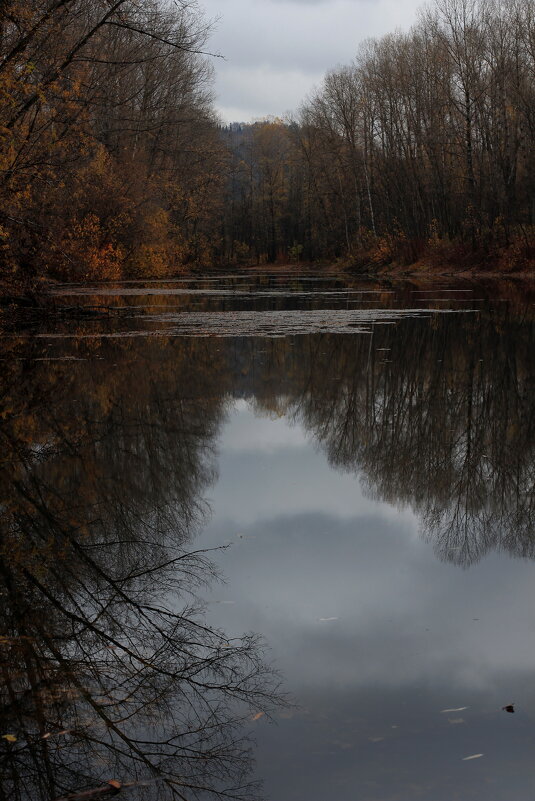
1,273,534,801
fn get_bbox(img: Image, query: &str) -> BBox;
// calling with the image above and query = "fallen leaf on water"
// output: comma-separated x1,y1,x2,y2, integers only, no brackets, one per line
2,734,17,743
502,704,515,714
441,707,468,713
252,712,265,722
330,737,353,750
462,754,484,761
42,730,71,739
53,780,122,800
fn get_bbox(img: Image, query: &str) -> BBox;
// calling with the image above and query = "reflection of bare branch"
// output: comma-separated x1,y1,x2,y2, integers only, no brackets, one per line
278,305,535,567
1,301,533,797
0,338,283,801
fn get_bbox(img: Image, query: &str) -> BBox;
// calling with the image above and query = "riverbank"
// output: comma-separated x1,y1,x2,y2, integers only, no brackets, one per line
348,236,535,278
240,258,535,281
1,260,534,301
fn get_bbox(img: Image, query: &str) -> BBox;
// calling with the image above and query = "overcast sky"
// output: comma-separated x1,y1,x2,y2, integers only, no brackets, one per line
199,0,424,123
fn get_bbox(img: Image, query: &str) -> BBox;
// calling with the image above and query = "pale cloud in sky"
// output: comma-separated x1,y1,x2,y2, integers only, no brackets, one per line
199,0,425,122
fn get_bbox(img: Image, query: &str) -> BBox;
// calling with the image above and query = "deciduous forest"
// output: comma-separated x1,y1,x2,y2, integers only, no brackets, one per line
1,0,534,286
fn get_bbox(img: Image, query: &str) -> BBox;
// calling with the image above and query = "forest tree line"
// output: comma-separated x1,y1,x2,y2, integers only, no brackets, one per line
1,0,534,285
0,0,225,282
223,0,535,271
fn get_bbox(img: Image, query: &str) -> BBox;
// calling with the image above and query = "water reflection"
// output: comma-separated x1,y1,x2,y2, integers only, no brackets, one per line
0,339,282,801
1,282,534,800
280,307,535,566
189,298,532,568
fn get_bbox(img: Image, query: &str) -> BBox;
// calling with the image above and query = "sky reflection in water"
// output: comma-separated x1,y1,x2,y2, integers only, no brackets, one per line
1,276,534,801
202,401,535,801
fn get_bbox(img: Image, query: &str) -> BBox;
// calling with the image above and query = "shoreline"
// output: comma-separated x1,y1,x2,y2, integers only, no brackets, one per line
1,261,534,303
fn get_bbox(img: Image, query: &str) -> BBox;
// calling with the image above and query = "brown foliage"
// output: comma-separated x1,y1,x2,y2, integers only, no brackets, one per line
0,0,226,283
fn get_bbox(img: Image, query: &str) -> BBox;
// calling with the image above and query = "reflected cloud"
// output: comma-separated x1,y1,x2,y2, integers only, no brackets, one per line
2,277,535,801
207,439,404,525
0,336,284,801
220,401,308,453
204,511,535,693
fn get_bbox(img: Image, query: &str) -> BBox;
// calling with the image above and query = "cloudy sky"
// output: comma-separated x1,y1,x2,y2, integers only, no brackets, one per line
199,0,424,122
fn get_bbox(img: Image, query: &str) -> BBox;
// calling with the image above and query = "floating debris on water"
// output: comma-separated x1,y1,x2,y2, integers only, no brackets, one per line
16,307,476,340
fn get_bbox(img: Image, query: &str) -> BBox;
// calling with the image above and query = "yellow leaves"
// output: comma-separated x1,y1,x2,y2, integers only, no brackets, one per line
128,244,170,278
252,712,265,722
2,734,17,743
61,214,126,280
0,10,227,280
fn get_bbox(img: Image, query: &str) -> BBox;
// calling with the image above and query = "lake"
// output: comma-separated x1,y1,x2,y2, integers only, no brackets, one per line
1,272,534,801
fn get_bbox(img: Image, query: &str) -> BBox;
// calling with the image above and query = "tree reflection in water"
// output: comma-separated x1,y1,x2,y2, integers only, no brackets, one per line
243,296,535,567
0,339,283,801
1,289,534,798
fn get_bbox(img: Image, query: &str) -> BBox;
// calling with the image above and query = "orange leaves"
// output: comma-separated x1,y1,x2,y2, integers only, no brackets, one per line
0,0,229,281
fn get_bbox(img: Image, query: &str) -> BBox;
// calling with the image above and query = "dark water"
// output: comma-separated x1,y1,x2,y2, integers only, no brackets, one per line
1,273,534,801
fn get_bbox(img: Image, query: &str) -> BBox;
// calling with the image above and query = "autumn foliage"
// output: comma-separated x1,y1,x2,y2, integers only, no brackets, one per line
0,0,226,285
1,0,534,282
